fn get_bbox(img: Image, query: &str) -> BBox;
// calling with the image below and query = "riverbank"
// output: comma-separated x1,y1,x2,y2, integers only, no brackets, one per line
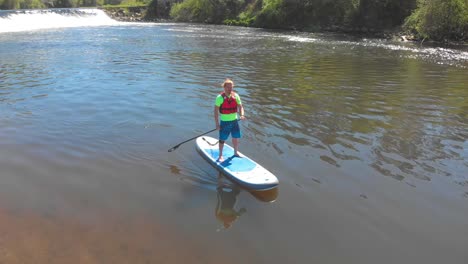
101,6,147,22
100,6,466,46
100,3,171,22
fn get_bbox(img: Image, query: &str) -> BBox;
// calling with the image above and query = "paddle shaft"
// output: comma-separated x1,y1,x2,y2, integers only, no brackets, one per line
168,128,217,152
167,118,244,152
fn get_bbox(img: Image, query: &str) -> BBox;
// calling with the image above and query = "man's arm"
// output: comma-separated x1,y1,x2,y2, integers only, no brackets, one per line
236,94,245,120
214,105,220,129
238,104,245,120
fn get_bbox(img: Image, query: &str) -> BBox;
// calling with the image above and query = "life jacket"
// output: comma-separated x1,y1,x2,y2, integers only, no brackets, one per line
219,92,238,114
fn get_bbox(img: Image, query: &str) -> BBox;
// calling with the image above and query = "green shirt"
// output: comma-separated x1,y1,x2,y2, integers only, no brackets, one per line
215,93,242,121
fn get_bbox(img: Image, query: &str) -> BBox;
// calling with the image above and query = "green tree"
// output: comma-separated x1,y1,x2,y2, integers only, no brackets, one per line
170,0,244,23
81,0,97,6
405,0,468,41
170,0,214,22
254,0,285,28
1,0,20,9
22,0,45,8
351,0,417,30
54,0,73,7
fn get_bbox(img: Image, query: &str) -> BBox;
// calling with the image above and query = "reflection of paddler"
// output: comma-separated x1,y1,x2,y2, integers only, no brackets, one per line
249,187,279,203
215,179,246,229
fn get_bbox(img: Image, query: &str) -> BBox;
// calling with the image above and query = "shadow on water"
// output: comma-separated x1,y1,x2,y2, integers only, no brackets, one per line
215,173,279,230
169,162,278,229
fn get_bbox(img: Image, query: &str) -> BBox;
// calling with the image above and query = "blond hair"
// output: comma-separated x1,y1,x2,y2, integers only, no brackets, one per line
222,78,234,87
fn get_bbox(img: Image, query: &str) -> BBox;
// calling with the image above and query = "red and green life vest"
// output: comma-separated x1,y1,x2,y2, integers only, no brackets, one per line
219,92,238,114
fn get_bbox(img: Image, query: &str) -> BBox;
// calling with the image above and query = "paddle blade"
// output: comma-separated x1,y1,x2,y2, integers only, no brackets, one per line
168,145,179,152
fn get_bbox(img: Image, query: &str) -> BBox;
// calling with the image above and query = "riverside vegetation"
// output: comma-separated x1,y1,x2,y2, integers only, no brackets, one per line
1,0,467,42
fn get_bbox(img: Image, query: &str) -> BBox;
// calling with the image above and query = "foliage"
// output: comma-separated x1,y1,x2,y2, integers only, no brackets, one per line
52,0,72,7
0,0,51,8
120,0,149,5
0,0,19,9
144,0,174,19
248,0,416,32
224,10,255,26
302,0,357,29
170,0,247,23
102,3,146,7
166,0,466,41
351,0,417,30
101,0,149,5
1,0,467,42
144,0,158,19
170,0,214,22
404,0,468,41
19,0,45,8
223,0,259,26
254,0,284,28
101,0,123,5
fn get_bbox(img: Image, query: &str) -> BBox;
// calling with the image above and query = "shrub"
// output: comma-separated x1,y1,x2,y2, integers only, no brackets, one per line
404,0,468,41
254,0,285,28
170,0,214,22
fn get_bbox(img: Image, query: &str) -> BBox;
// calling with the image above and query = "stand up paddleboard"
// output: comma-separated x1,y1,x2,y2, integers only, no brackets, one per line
196,136,279,190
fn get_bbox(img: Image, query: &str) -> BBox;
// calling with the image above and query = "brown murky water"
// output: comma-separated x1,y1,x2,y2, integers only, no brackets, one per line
1,10,468,263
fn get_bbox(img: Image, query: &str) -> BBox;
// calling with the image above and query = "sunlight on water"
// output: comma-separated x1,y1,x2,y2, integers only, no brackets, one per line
0,8,120,33
1,17,468,264
282,34,468,68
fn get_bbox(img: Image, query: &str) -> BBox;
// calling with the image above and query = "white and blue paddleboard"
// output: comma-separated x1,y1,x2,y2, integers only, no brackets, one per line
196,136,279,190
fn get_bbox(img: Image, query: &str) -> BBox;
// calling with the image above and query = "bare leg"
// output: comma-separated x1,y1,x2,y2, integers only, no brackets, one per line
218,141,225,161
232,138,240,156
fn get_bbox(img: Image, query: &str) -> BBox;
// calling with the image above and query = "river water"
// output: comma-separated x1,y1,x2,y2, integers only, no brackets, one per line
1,9,468,264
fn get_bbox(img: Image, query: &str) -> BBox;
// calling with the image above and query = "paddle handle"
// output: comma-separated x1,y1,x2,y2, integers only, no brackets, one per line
168,128,217,152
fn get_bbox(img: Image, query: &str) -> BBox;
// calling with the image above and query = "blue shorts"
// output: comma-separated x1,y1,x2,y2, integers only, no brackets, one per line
219,120,241,141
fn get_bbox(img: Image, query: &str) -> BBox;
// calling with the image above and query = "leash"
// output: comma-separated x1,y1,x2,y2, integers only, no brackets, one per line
202,137,219,146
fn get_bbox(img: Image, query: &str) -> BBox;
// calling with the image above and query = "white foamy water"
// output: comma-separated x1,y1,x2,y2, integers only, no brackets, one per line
0,8,120,33
283,34,468,68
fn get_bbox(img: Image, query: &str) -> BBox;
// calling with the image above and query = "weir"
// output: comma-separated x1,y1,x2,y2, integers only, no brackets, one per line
0,8,119,33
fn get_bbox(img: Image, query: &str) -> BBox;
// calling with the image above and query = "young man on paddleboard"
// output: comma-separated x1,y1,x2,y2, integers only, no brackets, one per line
214,78,245,162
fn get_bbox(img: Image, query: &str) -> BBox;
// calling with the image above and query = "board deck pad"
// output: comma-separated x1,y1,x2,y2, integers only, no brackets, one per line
196,136,279,190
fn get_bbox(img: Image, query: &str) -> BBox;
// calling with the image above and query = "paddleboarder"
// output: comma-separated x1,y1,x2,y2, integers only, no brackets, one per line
214,78,245,162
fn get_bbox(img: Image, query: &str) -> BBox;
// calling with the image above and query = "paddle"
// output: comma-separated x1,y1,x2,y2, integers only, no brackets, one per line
168,118,244,152
168,128,217,152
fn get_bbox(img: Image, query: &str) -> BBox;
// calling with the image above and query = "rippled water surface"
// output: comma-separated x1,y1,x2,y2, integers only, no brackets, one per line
1,14,468,264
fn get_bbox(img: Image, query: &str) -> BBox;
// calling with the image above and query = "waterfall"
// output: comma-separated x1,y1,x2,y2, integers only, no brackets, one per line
0,8,120,33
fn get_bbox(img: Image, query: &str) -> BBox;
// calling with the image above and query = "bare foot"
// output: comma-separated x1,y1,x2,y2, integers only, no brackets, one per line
218,156,224,162
233,153,241,157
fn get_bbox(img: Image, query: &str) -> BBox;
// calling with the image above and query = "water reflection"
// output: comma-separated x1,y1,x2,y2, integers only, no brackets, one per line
240,47,468,183
215,174,246,230
1,22,467,201
2,20,468,264
214,173,279,230
249,187,279,203
172,161,278,224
